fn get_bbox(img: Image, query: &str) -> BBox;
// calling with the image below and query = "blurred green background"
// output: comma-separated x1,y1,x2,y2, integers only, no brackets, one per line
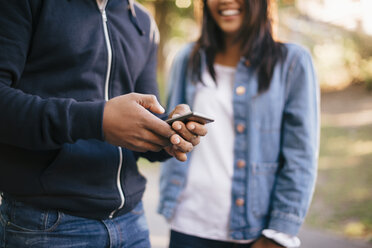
138,0,372,242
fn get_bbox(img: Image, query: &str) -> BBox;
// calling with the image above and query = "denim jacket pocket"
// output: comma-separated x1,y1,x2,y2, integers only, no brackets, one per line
249,162,279,217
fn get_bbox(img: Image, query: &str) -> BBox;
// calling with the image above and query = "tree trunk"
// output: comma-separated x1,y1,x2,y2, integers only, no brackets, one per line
154,0,172,76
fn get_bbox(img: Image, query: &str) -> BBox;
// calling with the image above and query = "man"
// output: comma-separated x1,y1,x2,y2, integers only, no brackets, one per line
0,0,206,247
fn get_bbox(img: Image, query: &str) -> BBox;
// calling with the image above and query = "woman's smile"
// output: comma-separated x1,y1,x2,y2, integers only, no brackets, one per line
207,0,245,36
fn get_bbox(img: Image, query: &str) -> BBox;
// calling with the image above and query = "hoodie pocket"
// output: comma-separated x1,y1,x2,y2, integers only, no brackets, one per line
250,162,279,217
40,139,119,199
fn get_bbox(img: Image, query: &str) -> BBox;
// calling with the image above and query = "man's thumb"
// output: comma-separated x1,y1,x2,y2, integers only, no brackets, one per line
137,94,165,114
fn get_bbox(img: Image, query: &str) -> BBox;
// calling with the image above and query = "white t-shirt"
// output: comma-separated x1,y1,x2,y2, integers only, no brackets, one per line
170,64,239,242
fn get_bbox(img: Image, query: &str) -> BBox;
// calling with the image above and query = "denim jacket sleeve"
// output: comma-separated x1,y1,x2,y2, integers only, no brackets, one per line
165,44,194,111
157,44,194,219
268,47,320,236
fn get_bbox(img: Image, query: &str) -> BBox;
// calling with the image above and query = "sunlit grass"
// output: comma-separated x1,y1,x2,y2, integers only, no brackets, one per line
306,124,372,240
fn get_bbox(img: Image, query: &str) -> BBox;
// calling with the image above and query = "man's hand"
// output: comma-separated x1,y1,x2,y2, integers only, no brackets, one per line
251,236,285,248
103,93,174,152
164,104,208,161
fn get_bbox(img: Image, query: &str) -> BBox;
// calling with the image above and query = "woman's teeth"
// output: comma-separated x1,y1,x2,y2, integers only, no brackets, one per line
220,9,240,16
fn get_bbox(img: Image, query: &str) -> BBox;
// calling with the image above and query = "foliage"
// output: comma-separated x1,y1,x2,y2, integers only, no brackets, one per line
278,6,372,91
137,0,197,104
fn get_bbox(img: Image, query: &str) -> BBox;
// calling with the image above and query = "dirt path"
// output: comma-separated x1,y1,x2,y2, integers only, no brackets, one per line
321,84,372,127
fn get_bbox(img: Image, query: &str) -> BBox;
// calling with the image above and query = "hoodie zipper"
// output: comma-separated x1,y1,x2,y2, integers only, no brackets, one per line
98,0,125,219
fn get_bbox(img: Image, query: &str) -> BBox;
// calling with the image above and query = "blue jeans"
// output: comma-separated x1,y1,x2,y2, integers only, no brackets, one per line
169,230,253,248
0,196,150,248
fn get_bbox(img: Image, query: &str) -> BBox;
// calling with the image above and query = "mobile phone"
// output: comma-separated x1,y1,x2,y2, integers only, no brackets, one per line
165,111,214,125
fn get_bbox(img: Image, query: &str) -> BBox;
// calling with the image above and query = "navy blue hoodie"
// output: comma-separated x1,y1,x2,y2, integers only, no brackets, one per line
0,0,169,219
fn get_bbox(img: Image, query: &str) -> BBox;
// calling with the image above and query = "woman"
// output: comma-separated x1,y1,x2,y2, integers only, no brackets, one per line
158,0,319,247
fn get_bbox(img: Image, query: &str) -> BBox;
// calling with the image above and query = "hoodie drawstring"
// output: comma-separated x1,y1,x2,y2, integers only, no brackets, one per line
127,0,145,36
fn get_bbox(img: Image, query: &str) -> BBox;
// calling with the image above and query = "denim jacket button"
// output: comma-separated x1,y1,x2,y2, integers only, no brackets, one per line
171,179,181,186
237,160,246,168
235,198,245,206
236,86,246,95
236,124,245,133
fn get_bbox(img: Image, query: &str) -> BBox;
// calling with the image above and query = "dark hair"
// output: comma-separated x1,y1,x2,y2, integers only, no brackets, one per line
190,0,287,93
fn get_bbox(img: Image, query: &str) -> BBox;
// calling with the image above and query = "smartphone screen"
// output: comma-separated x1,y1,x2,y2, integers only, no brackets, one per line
165,112,214,125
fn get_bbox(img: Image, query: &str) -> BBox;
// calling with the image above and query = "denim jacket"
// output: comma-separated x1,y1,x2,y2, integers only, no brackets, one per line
158,43,320,239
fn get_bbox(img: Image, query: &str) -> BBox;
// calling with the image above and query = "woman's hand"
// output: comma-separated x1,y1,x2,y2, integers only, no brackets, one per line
251,236,285,248
164,104,208,161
